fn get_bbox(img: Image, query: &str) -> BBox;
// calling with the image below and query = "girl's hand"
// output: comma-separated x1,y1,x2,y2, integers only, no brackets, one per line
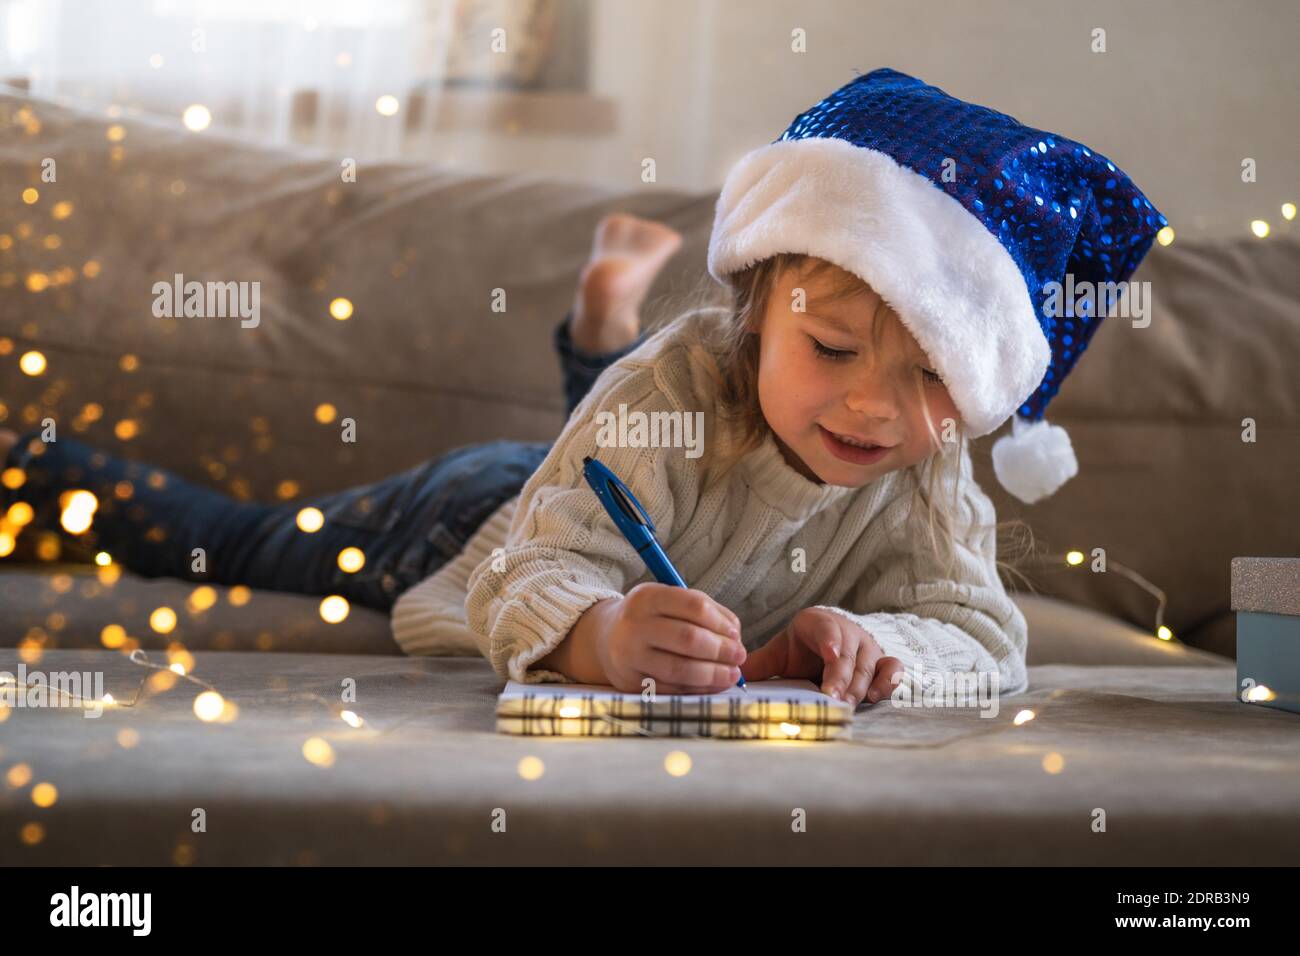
741,607,904,708
594,583,746,695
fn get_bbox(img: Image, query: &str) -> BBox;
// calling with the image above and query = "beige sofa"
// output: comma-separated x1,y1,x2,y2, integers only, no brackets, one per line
2,90,1298,865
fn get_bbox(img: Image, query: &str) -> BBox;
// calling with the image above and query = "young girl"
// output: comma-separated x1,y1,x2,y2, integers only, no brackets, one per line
2,69,1164,709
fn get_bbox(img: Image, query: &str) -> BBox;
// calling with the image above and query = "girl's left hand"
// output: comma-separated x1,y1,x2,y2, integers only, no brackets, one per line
741,607,904,708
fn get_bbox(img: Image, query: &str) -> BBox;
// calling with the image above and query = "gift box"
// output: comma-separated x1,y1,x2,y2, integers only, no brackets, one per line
1231,557,1300,715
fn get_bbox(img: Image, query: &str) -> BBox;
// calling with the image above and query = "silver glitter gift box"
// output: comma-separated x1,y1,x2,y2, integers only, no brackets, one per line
1232,557,1300,715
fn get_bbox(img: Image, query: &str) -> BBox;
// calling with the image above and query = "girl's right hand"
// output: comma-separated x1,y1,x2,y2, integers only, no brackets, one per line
594,583,746,695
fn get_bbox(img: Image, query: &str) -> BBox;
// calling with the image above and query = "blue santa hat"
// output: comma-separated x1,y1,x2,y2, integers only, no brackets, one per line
707,67,1167,504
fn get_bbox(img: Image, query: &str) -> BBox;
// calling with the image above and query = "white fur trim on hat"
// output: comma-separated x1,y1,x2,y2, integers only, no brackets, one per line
707,137,1051,439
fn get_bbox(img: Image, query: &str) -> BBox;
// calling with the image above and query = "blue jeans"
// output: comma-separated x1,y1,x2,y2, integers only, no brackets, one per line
2,312,647,611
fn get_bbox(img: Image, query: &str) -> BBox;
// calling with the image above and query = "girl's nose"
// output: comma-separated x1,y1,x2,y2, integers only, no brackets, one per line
844,381,900,420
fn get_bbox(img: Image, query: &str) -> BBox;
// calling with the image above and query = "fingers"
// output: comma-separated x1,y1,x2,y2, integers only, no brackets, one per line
739,634,784,682
820,632,877,703
647,620,746,669
866,657,905,704
634,586,743,662
651,586,742,639
844,651,876,708
639,646,741,693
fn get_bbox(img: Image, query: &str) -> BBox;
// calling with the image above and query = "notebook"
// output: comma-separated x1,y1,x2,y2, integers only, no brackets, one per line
495,678,853,740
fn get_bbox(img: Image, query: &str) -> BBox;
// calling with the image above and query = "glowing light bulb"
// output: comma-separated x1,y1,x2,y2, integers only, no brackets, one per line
1282,203,1297,221
329,297,353,320
150,606,177,634
517,756,544,780
340,710,364,728
58,489,98,534
1250,220,1270,238
193,691,225,722
100,624,127,649
319,595,349,623
664,751,692,776
337,547,365,573
779,721,802,738
296,507,324,533
375,95,400,116
7,502,34,527
187,585,218,612
1156,625,1173,641
94,551,112,566
182,104,212,132
1065,550,1084,566
1013,709,1036,726
303,737,336,767
19,350,46,375
31,782,58,807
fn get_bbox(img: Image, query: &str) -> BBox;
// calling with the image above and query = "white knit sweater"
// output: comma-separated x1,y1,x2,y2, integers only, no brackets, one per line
391,311,1028,696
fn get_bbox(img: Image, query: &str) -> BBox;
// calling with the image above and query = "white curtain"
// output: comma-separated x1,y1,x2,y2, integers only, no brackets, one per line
0,0,559,160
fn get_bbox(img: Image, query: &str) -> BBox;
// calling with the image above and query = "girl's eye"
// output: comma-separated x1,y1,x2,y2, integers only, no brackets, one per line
922,367,944,385
811,337,854,361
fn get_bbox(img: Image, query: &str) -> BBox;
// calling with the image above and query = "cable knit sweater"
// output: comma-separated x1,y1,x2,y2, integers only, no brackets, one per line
391,311,1028,696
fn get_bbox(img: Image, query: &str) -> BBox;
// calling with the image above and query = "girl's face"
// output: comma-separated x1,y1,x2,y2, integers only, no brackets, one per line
754,260,960,487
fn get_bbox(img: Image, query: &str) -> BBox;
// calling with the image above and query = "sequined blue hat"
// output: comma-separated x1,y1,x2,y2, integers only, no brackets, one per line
708,67,1166,503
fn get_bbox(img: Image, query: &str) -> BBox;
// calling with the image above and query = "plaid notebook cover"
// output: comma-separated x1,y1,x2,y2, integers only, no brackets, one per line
496,715,851,740
497,678,852,725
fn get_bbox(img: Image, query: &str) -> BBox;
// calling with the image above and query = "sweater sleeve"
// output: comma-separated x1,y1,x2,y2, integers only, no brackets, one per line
812,451,1029,699
464,349,701,685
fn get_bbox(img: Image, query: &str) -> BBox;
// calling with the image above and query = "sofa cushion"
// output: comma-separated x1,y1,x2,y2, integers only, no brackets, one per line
0,566,1230,666
7,647,1285,866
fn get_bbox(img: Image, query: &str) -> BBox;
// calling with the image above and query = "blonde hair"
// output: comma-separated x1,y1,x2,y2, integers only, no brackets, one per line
650,253,1037,591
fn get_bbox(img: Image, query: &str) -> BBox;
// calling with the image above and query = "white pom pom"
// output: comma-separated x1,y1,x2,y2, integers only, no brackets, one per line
990,415,1079,505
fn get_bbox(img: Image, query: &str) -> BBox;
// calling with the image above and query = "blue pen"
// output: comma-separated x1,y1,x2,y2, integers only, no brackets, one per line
582,455,746,691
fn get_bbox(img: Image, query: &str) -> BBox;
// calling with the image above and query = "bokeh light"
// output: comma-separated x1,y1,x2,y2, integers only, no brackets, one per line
182,104,212,132
319,595,349,623
303,737,335,767
296,507,324,533
19,351,46,376
58,490,98,534
193,691,225,722
149,606,177,634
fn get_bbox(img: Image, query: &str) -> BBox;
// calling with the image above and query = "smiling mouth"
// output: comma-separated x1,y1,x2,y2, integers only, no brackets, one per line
818,425,894,464
822,426,892,450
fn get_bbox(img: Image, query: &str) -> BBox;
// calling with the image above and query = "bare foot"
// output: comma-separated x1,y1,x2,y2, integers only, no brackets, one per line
0,428,17,460
570,213,682,354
